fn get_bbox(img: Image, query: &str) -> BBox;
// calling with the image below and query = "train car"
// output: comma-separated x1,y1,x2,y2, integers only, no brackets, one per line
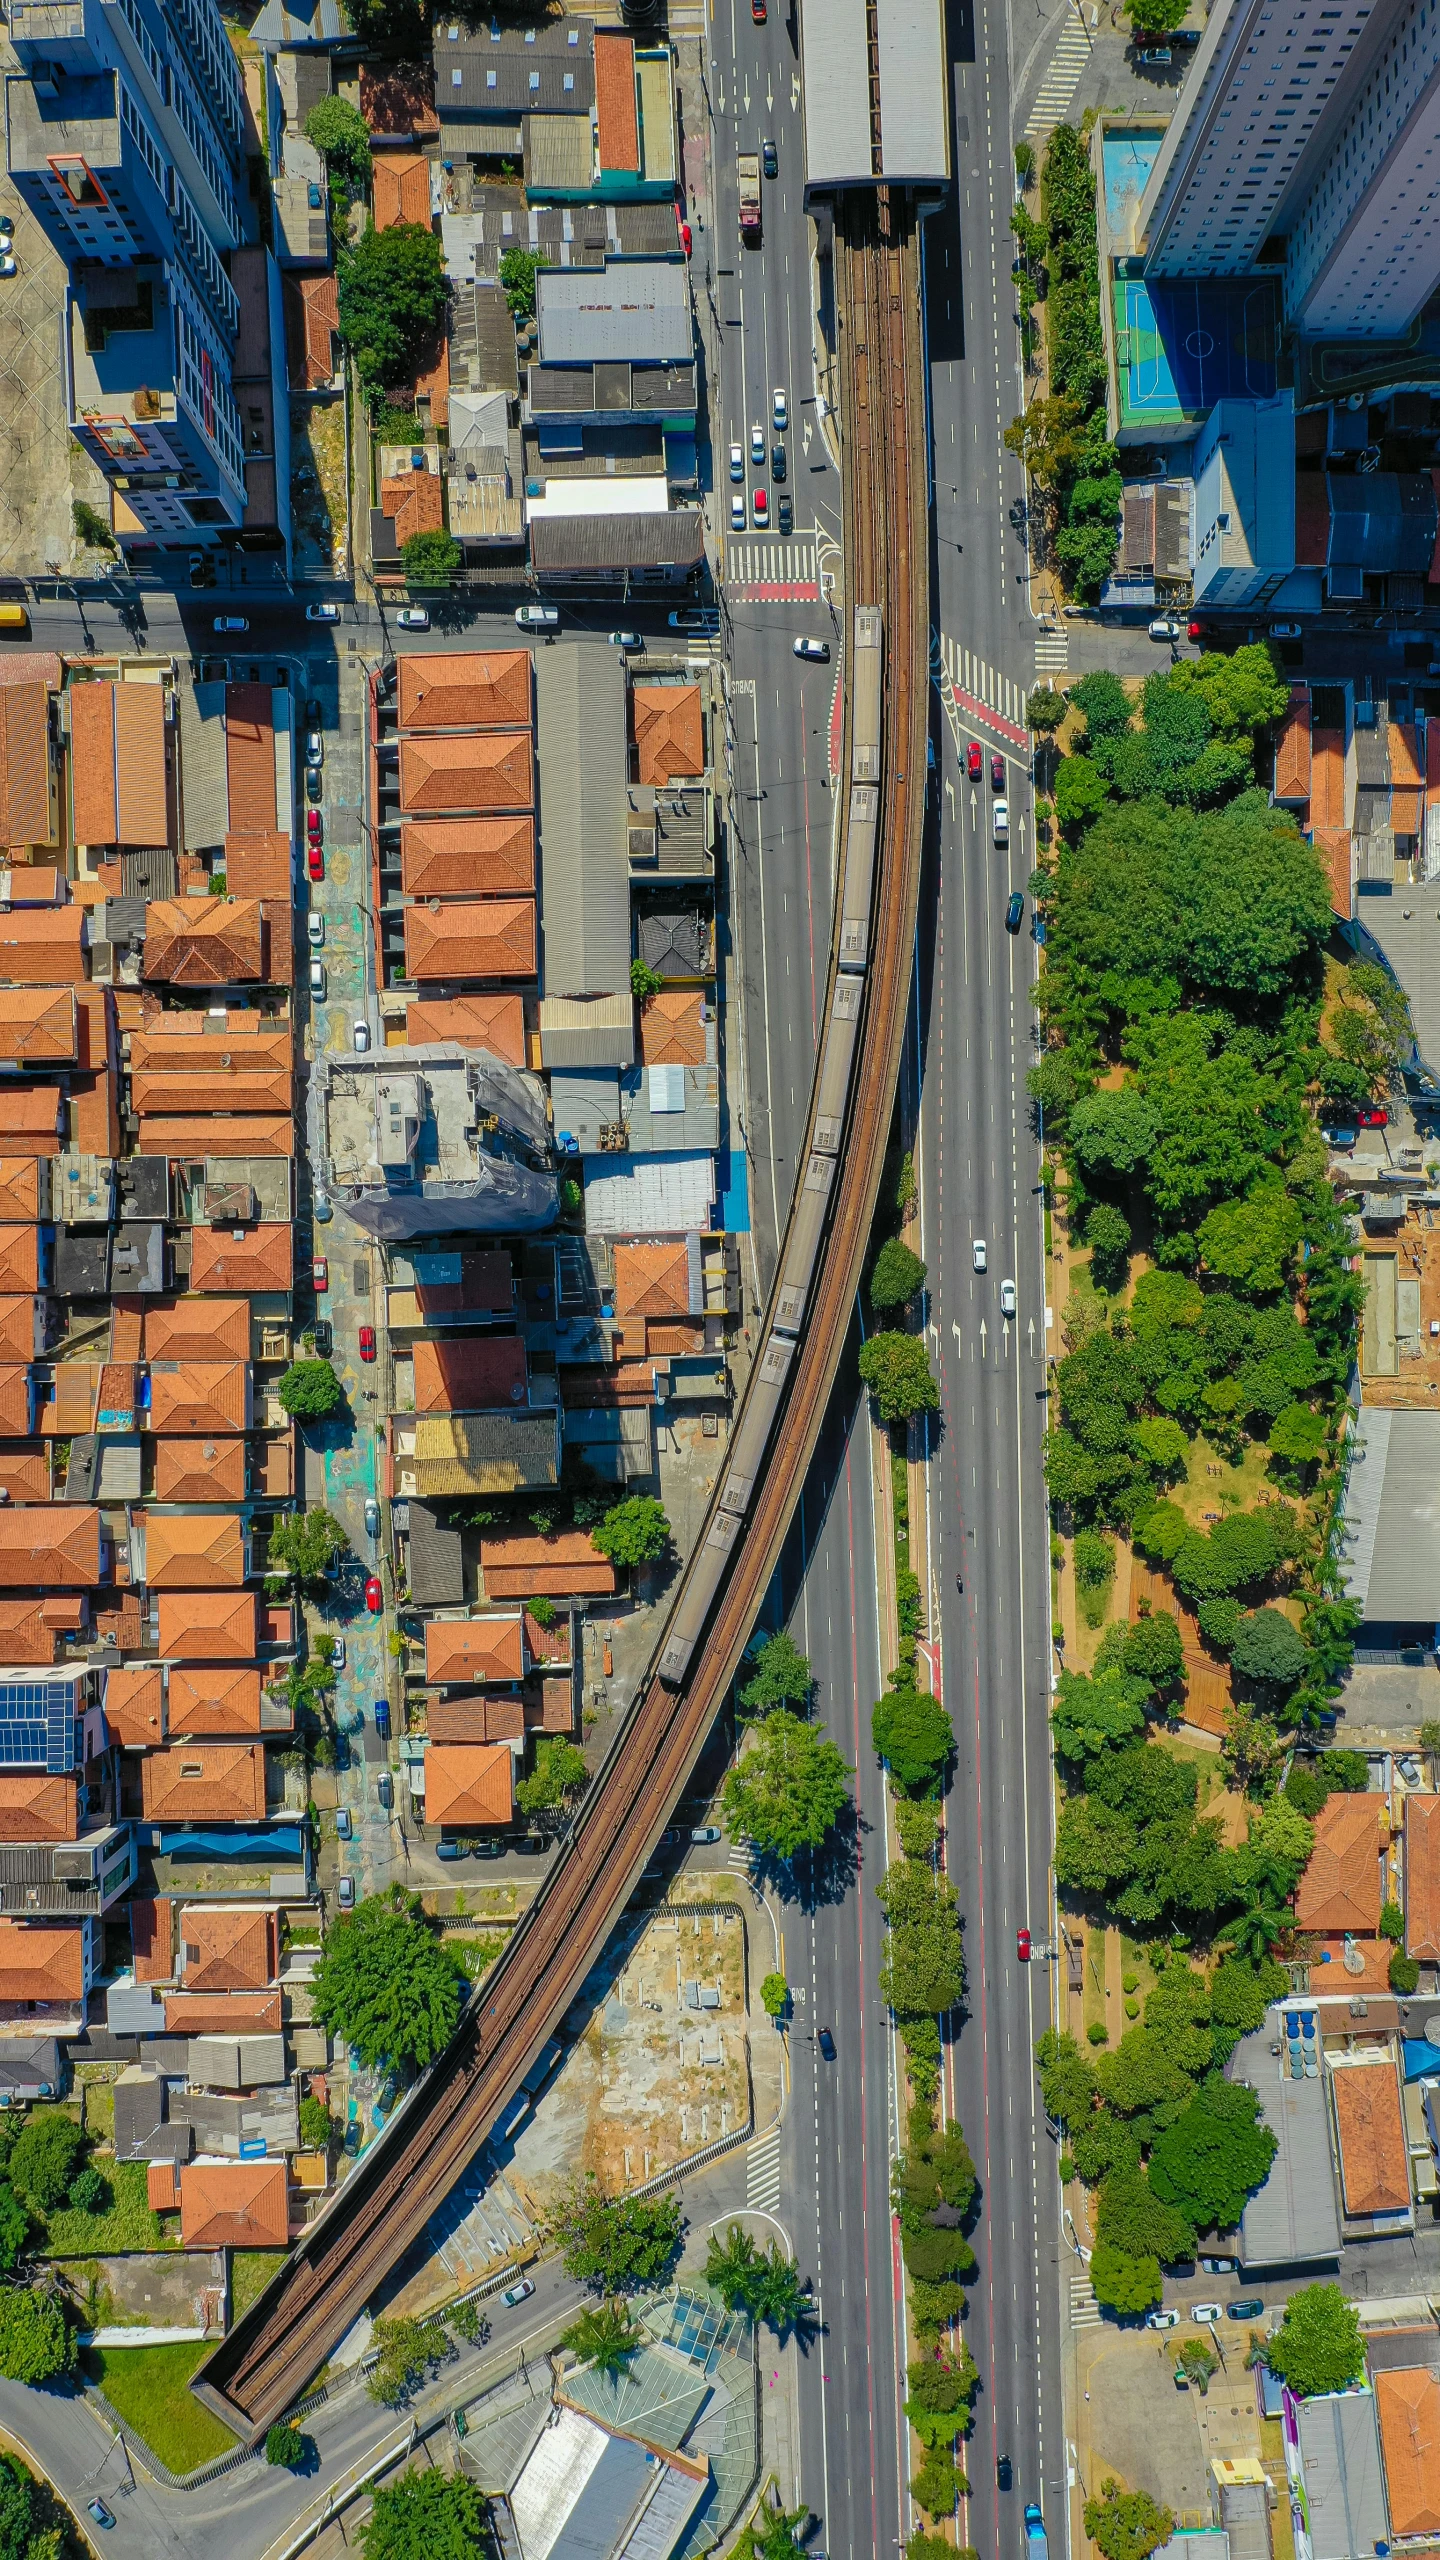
811,973,863,1156
851,605,883,781
839,784,878,969
657,1508,743,1683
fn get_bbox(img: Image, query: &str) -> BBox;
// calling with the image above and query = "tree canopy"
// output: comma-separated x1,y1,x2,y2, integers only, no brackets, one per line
0,2289,71,2383
873,1680,954,1795
550,2178,684,2292
871,1237,928,1311
278,1358,343,1421
561,2304,642,2378
723,1710,852,1859
337,223,448,394
360,2471,489,2560
1085,2483,1175,2560
592,1497,670,1568
1264,2283,1365,2398
739,1630,813,1716
9,2111,83,2211
312,1890,464,2070
402,530,462,584
858,1331,941,1425
1147,2079,1278,2232
266,1507,349,1589
516,1737,588,1819
304,95,371,188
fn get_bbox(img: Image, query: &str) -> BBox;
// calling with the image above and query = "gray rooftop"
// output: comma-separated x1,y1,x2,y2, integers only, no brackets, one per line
537,260,692,367
529,512,705,574
1338,1406,1440,1622
407,1499,466,1607
321,1048,555,1242
1234,2015,1342,2269
434,13,594,120
799,0,948,186
550,1062,719,1158
1297,2392,1387,2560
538,992,636,1070
535,648,630,1002
179,685,230,852
800,0,872,185
875,0,950,182
1352,906,1440,1094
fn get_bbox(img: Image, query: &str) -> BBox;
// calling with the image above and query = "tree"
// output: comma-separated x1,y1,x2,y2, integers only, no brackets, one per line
1028,685,1068,735
1198,1189,1303,1295
1229,1608,1309,1695
1124,0,1188,29
305,95,372,190
592,1497,670,1568
360,2471,488,2560
750,2245,813,2337
277,1359,342,1422
1004,393,1085,489
499,244,543,320
67,2167,107,2214
0,2186,29,2274
312,1889,464,2071
706,2223,762,2312
1088,2239,1161,2315
9,2112,84,2211
561,2303,642,2377
367,2316,454,2409
1218,1708,1286,1804
1054,753,1109,834
872,1681,954,1794
265,2420,306,2468
871,1236,928,1313
740,1630,813,1716
878,1861,965,2017
1268,1404,1327,1468
0,2289,72,2384
266,1508,349,1589
337,223,448,395
1198,1596,1242,1654
1067,1086,1160,1179
550,2178,684,2292
1086,1202,1132,1293
1422,1718,1440,1787
1070,669,1132,741
516,1736,587,1819
1097,2165,1193,2263
298,2095,333,2150
1265,2283,1364,2399
402,530,462,584
72,499,116,556
1085,2484,1174,2560
760,1972,790,2019
1148,2080,1277,2231
858,1330,941,1425
1381,1897,1406,1944
724,1711,853,1859
1391,1951,1421,1993
1051,1665,1150,1763
631,958,665,999
1123,1612,1185,1691
0,2453,42,2560
911,2450,967,2518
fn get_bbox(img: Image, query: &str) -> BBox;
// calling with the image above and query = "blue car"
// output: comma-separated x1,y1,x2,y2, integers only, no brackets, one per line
373,1698,391,1740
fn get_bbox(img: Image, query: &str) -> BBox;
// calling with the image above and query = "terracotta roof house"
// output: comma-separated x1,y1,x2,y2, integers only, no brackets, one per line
155,1590,258,1661
147,1362,250,1436
1274,687,1311,806
633,683,704,785
1376,2367,1440,2539
0,1231,38,1293
144,1300,251,1364
152,1439,248,1503
428,1696,525,1744
0,1601,56,1663
397,652,532,734
1296,1793,1386,1936
284,271,340,392
189,1225,293,1295
400,816,536,901
138,1112,294,1162
167,1666,265,1736
0,1507,101,1588
0,1445,49,1501
0,1370,33,1437
398,732,533,816
0,685,52,848
479,1528,616,1599
0,910,86,985
141,1744,266,1822
103,1664,164,1749
0,1310,43,1373
403,899,536,982
179,1906,275,1992
1408,1794,1440,1963
424,1614,525,1684
180,2158,288,2249
143,1512,247,1589
0,1166,41,1222
425,1742,515,1828
148,2161,180,2212
68,681,168,846
224,685,276,836
0,1085,62,1154
143,900,264,987
223,833,292,901
0,1920,84,2005
372,150,432,229
379,465,445,551
360,56,438,137
129,1018,293,1076
1331,2059,1410,2217
595,26,639,170
0,988,76,1066
164,1990,281,2033
134,1067,293,1119
0,1775,76,1840
412,1337,528,1413
613,1238,698,1321
403,995,527,1065
640,987,709,1068
131,1897,174,1982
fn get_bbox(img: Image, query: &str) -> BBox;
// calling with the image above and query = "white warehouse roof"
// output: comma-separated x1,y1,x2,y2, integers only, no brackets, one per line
800,0,949,189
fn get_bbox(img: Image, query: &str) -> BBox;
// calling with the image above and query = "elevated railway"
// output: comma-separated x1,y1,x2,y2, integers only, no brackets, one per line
193,191,929,2439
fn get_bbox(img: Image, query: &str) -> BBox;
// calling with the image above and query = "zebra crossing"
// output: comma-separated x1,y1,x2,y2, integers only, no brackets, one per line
1070,2273,1101,2330
724,536,821,600
1025,8,1094,138
933,630,1031,749
1035,624,1071,675
747,2126,782,2214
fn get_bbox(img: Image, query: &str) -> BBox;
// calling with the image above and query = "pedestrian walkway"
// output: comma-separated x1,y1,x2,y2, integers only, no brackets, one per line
1035,624,1070,675
724,536,821,600
746,2127,781,2214
1025,7,1093,138
1070,2273,1101,2329
933,629,1031,749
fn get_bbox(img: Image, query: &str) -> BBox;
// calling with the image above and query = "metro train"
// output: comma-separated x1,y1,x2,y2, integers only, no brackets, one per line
657,605,884,1687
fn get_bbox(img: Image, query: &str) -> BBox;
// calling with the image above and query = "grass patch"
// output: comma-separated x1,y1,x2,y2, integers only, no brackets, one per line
43,2160,169,2257
1170,1433,1273,1527
229,2250,288,2321
81,2081,114,2140
80,2341,237,2475
1080,1927,1108,2043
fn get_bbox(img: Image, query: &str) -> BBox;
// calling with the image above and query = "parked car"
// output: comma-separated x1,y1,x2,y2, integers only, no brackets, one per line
773,385,788,429
503,2278,536,2308
762,138,778,176
86,2502,115,2529
309,957,326,998
307,808,323,841
472,1838,505,1858
771,439,786,480
973,1238,987,1271
336,1874,355,1908
1000,1277,1017,1316
1005,889,1024,932
1321,1122,1358,1150
336,1808,352,1840
793,635,829,660
1148,616,1181,641
377,1774,393,1811
1187,618,1205,640
313,1191,332,1224
750,421,765,465
364,1575,383,1613
306,766,322,803
777,495,793,534
305,730,323,768
608,631,642,649
1228,2298,1266,2320
690,1824,722,1843
437,1839,467,1861
1269,621,1303,639
312,1257,328,1291
1357,1104,1389,1128
307,913,324,948
730,442,744,481
669,608,720,633
967,741,983,780
373,1698,391,1740
308,844,324,882
817,2026,836,2059
753,487,769,525
730,492,745,532
515,1834,550,1854
1192,2303,1223,2324
358,1324,376,1362
364,1497,380,1537
312,1319,333,1356
306,602,341,623
1146,2309,1180,2330
1016,1925,1032,1960
396,607,430,630
1199,2258,1236,2274
353,1020,371,1051
212,615,248,632
330,1638,346,1671
515,604,560,629
677,216,692,256
991,751,1006,790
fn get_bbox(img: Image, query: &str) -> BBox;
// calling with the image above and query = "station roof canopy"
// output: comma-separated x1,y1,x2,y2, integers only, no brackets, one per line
800,0,950,190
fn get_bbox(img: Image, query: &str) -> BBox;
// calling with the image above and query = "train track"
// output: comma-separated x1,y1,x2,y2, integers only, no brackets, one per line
193,194,928,2440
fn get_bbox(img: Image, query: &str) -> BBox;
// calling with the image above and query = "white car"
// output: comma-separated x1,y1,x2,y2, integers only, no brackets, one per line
306,914,324,947
502,2277,535,2308
212,615,248,633
608,630,642,649
1148,616,1180,642
397,606,430,631
305,730,323,768
731,493,745,531
1268,621,1303,639
1000,1278,1017,1318
0,256,17,280
730,442,744,482
353,1020,371,1052
993,798,1009,844
305,602,341,624
516,604,559,630
309,957,326,997
972,1238,987,1272
1146,2309,1180,2331
750,422,764,466
793,636,830,661
773,386,788,430
1192,2303,1222,2325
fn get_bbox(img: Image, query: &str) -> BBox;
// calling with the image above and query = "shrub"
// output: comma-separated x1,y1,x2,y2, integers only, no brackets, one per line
1088,2020,1109,2046
871,1236,928,1312
67,2167,107,2215
9,2111,84,2210
1380,1899,1405,1943
72,499,117,555
402,529,462,584
265,2420,306,2468
1391,1952,1421,1994
593,1496,670,1569
631,958,665,1000
297,2095,332,2150
760,1972,790,2019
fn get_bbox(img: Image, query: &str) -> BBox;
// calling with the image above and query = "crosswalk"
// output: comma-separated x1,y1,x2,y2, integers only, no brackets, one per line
1035,625,1071,675
933,630,1031,749
747,2126,782,2214
1070,2273,1101,2330
727,1844,754,1880
1025,8,1094,138
724,536,820,599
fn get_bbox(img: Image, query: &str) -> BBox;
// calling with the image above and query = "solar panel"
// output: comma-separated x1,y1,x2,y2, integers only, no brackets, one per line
0,1681,73,1773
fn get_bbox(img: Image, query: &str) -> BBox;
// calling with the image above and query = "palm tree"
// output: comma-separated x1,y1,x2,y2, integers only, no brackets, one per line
752,2245,815,2341
747,2498,814,2560
705,2223,762,2313
1217,1885,1290,1967
561,2302,641,2378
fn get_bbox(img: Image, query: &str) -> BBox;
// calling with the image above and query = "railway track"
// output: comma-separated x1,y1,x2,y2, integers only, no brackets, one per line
193,194,929,2440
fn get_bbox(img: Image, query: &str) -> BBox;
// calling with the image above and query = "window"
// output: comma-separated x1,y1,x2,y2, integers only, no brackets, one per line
454,66,464,84
529,69,539,88
487,69,496,85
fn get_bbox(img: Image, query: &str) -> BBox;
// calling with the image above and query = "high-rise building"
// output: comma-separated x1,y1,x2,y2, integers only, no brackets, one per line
1282,0,1440,335
4,0,287,551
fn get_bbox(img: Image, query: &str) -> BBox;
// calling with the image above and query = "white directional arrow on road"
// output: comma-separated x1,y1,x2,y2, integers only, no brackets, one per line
802,417,813,455
791,73,800,109
743,78,751,112
979,1319,988,1357
945,777,955,820
766,74,774,108
952,1321,963,1352
1028,1317,1037,1356
969,787,977,823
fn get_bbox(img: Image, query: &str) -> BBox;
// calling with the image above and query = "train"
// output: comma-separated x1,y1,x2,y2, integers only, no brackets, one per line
657,605,884,1688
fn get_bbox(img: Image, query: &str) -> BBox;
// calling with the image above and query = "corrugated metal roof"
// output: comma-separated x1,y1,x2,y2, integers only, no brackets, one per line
876,0,949,181
1298,2393,1386,2560
535,647,630,1000
538,991,635,1068
583,1151,715,1234
1234,2017,1342,2269
801,0,873,185
525,111,595,193
179,686,230,852
537,260,692,366
529,511,705,572
433,13,594,120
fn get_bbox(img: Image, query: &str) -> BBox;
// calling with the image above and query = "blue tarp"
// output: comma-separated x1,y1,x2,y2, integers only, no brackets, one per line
715,1144,750,1234
1403,2038,1440,2082
154,1827,305,1860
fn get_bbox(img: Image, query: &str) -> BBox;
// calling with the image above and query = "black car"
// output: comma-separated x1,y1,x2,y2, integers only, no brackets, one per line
313,1318,333,1356
777,495,793,534
997,2458,1013,2491
1227,2297,1266,2320
762,137,778,177
305,766,323,804
1005,891,1025,933
771,441,786,481
515,1834,551,1856
817,2026,836,2059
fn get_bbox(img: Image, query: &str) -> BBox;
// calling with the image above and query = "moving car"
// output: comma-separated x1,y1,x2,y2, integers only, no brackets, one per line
993,798,1009,844
691,1824,723,1843
1146,2309,1180,2330
87,2501,115,2529
990,751,1006,790
967,741,983,781
1000,1277,1017,1316
503,2278,536,2308
773,385,788,429
308,844,324,882
753,487,768,525
973,1238,987,1271
358,1325,376,1362
762,137,778,176
752,0,766,16
750,421,765,465
307,914,324,947
817,2026,836,2059
730,442,744,481
305,729,323,767
364,1575,383,1612
1228,2297,1266,2320
771,440,786,481
777,495,793,534
306,602,341,623
397,607,430,631
1016,1925,1031,1960
308,957,327,998
793,635,829,660
609,630,642,649
1005,889,1024,932
336,1809,352,1840
731,493,745,531
516,604,560,629
353,1020,370,1051
336,1875,355,1909
212,615,248,632
997,2457,1013,2491
1148,616,1180,641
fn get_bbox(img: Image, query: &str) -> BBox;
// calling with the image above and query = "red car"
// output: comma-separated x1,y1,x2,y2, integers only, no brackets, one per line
1017,1926,1032,1962
991,752,1006,790
306,808,322,840
677,214,692,257
752,0,766,16
1357,1105,1389,1128
358,1324,376,1362
312,1257,328,1292
364,1575,384,1613
307,844,324,882
1187,618,1204,641
967,742,982,782
753,487,768,525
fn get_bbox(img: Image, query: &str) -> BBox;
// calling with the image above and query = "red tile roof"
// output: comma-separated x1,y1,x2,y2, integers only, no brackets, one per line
131,1896,174,1981
1407,1793,1440,1962
479,1528,615,1600
224,834,292,900
0,1919,83,2003
639,986,707,1067
224,685,276,838
147,1362,249,1437
143,899,264,987
141,1743,266,1821
424,1614,525,1684
1296,1792,1385,1935
614,1238,695,1321
164,1990,282,2032
0,988,76,1065
0,1303,39,1364
397,653,532,734
130,1017,292,1075
400,817,535,900
373,151,432,229
133,1067,292,1118
0,1371,32,1438
151,1438,247,1503
180,2157,288,2249
404,995,527,1065
403,899,536,982
189,1225,293,1294
168,1666,265,1736
284,271,340,392
0,1443,49,1501
425,1742,514,1827
0,1600,56,1663
380,467,444,549
144,1300,251,1363
155,1589,258,1661
0,1774,75,1840
1311,730,1346,831
0,1084,61,1140
143,1512,246,1588
1376,2368,1440,2539
69,682,167,846
179,1905,274,1992
104,1664,165,1749
398,731,533,815
594,28,639,172
0,910,86,986
138,1113,292,1158
0,1166,40,1222
428,1695,525,1744
1332,2060,1409,2216
633,682,704,784
412,1336,528,1413
0,687,50,848
148,2161,180,2211
0,1506,99,1588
